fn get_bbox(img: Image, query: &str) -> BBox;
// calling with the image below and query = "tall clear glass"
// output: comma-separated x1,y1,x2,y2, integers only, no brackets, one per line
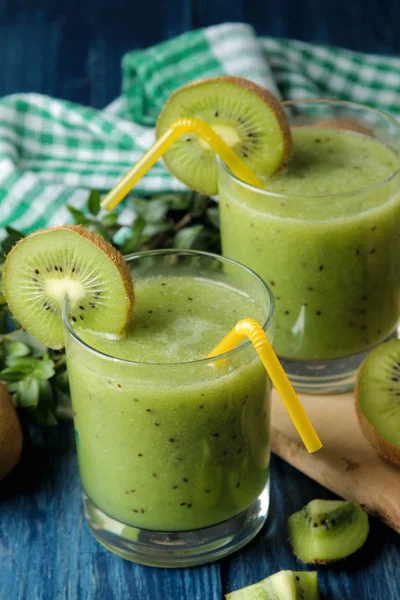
219,100,400,393
63,250,275,567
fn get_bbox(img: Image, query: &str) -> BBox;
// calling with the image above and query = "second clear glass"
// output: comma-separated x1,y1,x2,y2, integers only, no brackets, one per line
218,100,400,393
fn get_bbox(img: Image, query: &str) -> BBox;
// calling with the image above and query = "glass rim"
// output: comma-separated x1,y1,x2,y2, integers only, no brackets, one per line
219,97,400,200
62,248,275,367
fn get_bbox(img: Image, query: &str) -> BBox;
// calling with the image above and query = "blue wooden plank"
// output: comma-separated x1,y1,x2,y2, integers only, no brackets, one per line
86,0,191,107
194,0,400,55
1,0,400,106
0,421,399,599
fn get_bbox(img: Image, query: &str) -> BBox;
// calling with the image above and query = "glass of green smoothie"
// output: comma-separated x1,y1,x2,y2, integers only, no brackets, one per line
62,250,275,567
219,100,400,394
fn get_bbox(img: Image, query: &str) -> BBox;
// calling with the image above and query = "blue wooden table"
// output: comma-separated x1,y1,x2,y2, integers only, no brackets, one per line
0,1,400,597
1,421,400,599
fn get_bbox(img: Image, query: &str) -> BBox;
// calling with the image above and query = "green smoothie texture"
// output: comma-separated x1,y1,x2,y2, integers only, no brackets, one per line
220,127,400,360
67,276,271,531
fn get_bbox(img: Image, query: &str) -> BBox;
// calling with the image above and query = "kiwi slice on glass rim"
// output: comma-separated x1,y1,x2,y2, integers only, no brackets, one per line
356,339,400,467
3,226,134,349
226,569,319,600
288,499,369,564
156,76,292,195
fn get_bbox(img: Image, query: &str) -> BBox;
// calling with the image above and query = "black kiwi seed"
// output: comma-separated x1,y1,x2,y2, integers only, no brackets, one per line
54,266,58,271
34,269,39,274
79,305,85,310
316,311,321,316
214,110,219,117
72,316,77,322
32,278,37,282
59,267,63,272
89,303,95,308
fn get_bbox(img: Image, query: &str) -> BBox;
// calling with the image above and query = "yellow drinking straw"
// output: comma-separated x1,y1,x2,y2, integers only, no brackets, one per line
208,318,322,454
101,117,265,211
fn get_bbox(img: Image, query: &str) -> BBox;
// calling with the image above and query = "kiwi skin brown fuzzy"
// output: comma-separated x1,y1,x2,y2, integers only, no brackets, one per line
355,390,400,467
3,225,135,339
0,382,23,480
156,75,293,190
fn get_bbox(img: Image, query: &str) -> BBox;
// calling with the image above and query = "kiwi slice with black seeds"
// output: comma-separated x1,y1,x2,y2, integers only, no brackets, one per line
288,499,369,564
356,339,400,466
226,569,319,599
3,226,134,349
156,76,292,195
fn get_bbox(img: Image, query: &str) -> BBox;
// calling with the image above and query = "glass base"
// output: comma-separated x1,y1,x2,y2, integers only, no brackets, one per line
281,331,398,394
83,479,270,568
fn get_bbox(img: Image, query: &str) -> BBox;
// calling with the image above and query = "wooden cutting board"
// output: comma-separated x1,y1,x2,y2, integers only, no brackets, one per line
271,389,400,534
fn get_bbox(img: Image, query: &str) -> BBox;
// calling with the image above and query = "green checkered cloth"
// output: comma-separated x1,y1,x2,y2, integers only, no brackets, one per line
1,23,400,234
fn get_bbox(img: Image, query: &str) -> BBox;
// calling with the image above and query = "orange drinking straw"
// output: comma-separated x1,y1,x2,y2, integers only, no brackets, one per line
208,318,322,454
101,117,265,211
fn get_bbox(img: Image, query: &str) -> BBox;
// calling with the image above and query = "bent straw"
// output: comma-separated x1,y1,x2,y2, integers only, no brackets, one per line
208,318,322,454
101,117,265,211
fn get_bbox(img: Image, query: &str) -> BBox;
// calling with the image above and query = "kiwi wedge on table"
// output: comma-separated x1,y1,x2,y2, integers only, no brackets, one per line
288,499,369,564
356,339,400,466
226,569,319,600
156,76,292,195
3,226,134,349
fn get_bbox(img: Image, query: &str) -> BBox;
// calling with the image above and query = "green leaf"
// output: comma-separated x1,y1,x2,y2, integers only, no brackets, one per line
1,227,25,255
54,389,73,420
192,194,208,215
17,378,40,408
101,213,119,228
206,207,220,229
29,380,57,426
33,358,56,380
87,189,101,216
5,341,31,358
1,362,37,380
67,206,91,226
174,225,204,249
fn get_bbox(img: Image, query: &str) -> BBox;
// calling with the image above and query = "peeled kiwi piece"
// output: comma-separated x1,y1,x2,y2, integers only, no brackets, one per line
288,499,369,564
226,570,319,600
356,339,400,466
3,226,134,349
156,76,292,195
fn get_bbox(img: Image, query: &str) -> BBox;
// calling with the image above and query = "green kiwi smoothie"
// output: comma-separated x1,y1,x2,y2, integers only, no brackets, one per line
66,275,271,531
219,127,400,360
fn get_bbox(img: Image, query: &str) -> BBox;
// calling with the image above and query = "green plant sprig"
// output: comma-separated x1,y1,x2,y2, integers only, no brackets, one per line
0,190,220,425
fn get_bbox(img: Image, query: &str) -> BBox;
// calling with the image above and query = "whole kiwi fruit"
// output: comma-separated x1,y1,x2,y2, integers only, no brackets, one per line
0,382,23,480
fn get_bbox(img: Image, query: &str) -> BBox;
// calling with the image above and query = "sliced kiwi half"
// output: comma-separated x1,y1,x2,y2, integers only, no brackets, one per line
356,340,400,467
3,226,134,349
156,76,292,195
226,569,319,600
288,499,369,564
